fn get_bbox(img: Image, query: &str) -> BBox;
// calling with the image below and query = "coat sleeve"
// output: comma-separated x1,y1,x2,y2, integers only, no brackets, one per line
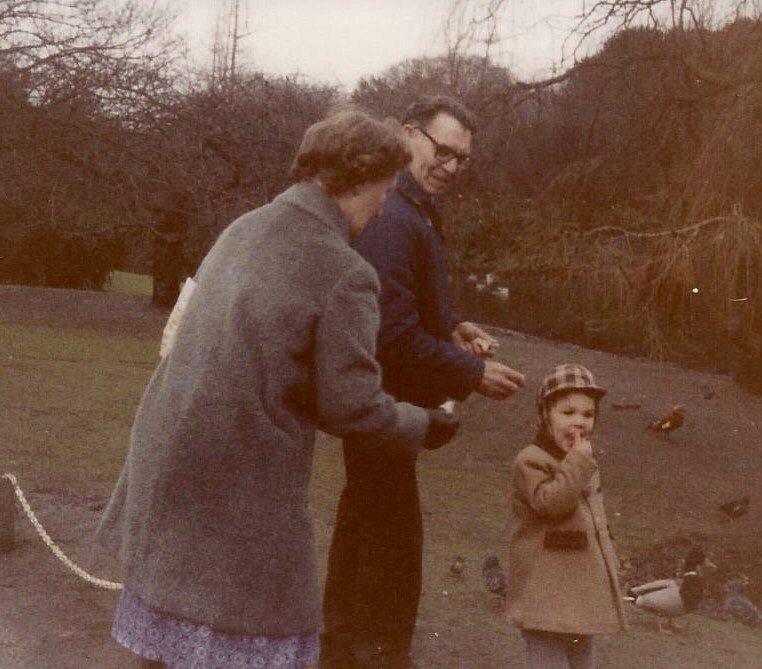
514,449,598,520
357,215,484,401
312,264,429,448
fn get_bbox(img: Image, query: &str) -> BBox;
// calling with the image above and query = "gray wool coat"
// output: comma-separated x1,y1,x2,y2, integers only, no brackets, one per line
97,181,429,638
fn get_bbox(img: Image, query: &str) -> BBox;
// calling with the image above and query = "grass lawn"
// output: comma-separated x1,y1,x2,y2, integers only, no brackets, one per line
0,322,157,496
1,286,761,667
104,270,153,299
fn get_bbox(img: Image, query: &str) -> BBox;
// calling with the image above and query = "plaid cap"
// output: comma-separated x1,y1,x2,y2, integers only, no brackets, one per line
537,363,606,409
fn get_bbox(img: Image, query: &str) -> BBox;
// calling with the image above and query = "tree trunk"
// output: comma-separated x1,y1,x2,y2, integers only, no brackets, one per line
151,200,189,308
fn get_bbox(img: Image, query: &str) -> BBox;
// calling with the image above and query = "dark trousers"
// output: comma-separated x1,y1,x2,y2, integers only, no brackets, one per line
323,436,422,660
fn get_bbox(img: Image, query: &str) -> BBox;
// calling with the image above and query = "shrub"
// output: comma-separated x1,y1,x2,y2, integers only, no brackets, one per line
0,230,123,290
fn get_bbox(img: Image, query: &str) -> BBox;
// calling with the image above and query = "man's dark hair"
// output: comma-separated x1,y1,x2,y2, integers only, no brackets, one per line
401,95,477,134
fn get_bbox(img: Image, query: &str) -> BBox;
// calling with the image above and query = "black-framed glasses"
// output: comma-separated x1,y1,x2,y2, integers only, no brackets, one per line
415,127,471,168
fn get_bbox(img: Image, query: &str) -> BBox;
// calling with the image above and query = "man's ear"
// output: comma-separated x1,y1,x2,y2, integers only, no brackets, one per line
402,123,416,138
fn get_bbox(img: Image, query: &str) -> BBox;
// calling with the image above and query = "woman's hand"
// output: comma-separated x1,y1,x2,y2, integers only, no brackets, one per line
423,408,461,450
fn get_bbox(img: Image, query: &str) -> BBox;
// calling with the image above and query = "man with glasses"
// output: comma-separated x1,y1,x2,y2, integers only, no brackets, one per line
322,96,525,668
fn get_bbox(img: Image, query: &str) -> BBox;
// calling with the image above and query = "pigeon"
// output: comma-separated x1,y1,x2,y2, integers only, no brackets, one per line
625,548,715,633
449,556,465,578
719,495,750,520
483,555,507,602
647,405,685,435
721,578,760,626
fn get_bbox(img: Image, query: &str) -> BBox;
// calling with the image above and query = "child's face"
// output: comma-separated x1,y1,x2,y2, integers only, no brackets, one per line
546,391,596,450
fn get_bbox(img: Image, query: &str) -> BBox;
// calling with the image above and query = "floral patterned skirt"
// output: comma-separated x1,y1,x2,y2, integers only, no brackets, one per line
112,587,320,668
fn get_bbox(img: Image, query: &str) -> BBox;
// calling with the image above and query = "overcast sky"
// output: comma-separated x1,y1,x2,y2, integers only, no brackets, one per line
173,0,600,89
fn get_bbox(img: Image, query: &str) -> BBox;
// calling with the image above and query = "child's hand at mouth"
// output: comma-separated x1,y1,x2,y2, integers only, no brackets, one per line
569,429,593,457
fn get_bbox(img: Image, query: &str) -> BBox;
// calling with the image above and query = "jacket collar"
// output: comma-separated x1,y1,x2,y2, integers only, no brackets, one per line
534,428,568,461
276,180,352,244
396,169,443,233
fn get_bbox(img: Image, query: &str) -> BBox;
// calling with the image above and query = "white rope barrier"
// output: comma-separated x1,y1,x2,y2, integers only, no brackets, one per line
1,472,123,590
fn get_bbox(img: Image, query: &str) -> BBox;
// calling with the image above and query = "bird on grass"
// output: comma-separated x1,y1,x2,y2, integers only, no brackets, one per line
483,555,507,604
719,495,750,521
646,405,685,436
624,547,715,633
721,577,760,626
449,556,465,578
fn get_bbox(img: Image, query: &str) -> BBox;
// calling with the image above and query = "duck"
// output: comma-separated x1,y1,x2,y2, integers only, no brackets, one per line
449,556,465,578
482,554,507,603
646,404,685,436
492,285,510,300
719,495,750,521
625,547,715,633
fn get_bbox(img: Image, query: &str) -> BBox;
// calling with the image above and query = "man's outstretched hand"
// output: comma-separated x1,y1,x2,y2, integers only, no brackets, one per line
453,321,499,358
423,408,461,450
478,361,525,400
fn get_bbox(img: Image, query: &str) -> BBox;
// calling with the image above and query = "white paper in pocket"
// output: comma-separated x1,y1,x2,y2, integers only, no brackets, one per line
159,277,197,358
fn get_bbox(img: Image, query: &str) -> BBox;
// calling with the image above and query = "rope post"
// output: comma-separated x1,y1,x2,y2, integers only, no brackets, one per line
0,476,15,552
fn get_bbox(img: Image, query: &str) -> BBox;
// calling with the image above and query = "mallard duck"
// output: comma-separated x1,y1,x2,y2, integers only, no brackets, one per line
719,495,750,521
646,404,685,435
625,548,715,633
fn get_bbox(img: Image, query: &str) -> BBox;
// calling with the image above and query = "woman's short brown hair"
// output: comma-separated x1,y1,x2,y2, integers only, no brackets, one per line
290,108,411,195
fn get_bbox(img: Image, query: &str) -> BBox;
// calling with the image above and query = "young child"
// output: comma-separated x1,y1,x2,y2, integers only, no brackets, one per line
506,363,627,669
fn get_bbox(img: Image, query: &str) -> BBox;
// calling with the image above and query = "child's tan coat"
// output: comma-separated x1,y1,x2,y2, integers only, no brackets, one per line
506,444,628,635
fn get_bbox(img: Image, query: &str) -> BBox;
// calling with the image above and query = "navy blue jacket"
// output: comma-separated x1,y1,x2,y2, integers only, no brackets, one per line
355,170,484,408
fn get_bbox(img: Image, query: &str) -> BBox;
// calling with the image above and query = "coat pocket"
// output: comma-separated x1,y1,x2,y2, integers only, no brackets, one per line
543,530,588,550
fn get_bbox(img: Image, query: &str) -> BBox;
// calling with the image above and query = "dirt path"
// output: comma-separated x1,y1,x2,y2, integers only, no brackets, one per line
0,491,134,668
1,468,761,669
1,286,761,667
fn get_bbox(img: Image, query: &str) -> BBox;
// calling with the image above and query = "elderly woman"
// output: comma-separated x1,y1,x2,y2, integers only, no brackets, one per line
97,109,459,669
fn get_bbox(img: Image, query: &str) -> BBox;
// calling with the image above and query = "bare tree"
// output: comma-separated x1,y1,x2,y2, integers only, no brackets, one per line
211,0,251,90
0,1,184,291
571,0,761,54
439,0,510,94
0,1,182,112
